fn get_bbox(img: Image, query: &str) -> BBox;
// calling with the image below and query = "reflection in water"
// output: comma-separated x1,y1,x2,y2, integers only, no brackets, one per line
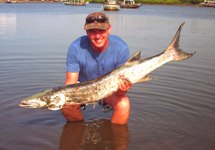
0,14,16,39
59,119,129,150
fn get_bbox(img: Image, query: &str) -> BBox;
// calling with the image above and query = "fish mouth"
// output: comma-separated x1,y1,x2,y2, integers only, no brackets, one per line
19,102,41,108
19,99,46,108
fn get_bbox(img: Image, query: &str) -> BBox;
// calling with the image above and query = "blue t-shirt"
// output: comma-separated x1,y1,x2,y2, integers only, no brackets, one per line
66,35,130,82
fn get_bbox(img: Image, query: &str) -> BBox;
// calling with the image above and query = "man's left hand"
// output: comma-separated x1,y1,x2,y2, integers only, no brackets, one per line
116,75,132,96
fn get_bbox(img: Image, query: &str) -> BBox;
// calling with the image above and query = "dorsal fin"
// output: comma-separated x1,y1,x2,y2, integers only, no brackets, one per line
109,50,142,75
125,50,141,66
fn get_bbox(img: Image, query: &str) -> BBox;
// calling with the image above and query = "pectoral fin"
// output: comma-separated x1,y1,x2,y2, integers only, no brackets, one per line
137,75,152,83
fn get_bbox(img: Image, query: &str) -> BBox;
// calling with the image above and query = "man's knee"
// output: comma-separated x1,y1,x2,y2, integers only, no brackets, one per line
61,104,84,122
111,96,130,124
114,96,130,112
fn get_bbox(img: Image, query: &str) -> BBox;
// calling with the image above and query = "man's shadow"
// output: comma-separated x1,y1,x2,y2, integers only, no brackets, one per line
59,119,129,150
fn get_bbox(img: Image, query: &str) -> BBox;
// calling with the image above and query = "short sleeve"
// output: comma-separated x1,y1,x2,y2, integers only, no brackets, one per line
116,46,130,68
66,44,80,72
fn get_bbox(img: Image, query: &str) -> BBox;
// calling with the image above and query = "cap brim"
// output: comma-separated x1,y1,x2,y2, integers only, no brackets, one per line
84,22,110,30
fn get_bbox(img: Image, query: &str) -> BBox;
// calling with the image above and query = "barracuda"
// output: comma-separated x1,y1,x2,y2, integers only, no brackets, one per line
19,22,195,110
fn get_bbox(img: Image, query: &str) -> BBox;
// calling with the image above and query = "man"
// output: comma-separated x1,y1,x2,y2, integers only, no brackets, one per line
61,12,132,125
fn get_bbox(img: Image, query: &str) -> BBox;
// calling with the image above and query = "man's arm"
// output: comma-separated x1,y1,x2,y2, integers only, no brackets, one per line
65,71,79,85
61,71,84,122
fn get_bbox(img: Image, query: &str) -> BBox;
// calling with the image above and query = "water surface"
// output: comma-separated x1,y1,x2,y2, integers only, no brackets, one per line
0,3,215,150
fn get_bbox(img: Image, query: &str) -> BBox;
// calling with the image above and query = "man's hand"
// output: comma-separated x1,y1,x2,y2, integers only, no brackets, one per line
116,75,132,96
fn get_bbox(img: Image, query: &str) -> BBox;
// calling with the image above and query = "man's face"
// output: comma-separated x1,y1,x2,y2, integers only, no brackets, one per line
87,28,110,51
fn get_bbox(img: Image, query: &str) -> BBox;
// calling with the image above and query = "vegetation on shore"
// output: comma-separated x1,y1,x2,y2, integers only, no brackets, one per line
90,0,204,4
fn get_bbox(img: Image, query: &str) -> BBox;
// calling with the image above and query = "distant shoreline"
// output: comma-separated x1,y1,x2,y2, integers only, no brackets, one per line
1,0,61,3
0,0,202,7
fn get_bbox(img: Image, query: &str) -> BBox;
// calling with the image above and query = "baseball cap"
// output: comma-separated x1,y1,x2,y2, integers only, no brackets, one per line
84,12,110,30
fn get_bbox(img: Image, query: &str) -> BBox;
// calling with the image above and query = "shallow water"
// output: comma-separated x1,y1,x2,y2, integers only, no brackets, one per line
0,3,215,150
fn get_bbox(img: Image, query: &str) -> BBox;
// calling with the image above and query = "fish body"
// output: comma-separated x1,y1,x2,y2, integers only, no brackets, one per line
19,22,194,110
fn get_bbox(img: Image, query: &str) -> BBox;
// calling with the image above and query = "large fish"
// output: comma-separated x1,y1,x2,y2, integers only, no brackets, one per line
19,22,194,110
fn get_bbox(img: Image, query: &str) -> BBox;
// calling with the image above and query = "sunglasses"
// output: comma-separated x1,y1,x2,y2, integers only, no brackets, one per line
86,16,108,24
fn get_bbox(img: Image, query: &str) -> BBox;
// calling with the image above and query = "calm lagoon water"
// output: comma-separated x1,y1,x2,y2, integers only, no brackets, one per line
0,3,215,150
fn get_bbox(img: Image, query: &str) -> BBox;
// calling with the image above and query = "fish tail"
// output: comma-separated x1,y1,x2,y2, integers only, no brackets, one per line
165,22,195,61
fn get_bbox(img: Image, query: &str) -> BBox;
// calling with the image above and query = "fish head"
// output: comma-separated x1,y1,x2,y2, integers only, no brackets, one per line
19,97,47,109
46,92,66,111
19,89,66,111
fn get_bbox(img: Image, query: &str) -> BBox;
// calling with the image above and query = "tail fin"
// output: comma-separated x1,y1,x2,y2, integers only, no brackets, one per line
166,22,195,61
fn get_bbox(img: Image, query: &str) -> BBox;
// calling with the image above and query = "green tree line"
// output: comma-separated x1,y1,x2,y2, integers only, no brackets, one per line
0,0,204,4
